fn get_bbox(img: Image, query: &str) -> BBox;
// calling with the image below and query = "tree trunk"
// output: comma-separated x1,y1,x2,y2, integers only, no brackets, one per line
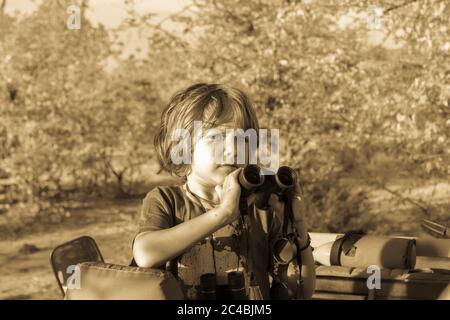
114,171,127,199
0,0,6,16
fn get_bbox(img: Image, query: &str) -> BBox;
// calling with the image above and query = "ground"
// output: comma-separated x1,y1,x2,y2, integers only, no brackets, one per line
0,179,449,299
0,199,139,299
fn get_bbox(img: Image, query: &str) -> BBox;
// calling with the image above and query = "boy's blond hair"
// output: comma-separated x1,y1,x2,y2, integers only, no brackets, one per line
154,83,259,178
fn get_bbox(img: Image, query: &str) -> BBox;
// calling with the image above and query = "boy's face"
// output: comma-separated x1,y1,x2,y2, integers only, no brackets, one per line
190,124,252,187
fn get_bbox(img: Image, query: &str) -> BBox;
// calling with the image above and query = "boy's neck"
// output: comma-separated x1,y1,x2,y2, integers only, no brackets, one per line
186,174,220,205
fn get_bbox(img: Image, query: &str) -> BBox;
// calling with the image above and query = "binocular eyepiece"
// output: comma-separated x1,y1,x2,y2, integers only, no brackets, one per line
238,165,298,210
199,273,217,300
238,165,297,191
199,271,248,300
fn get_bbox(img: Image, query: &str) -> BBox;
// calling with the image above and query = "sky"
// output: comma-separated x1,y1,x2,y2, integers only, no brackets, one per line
4,0,192,62
3,0,398,58
4,0,190,27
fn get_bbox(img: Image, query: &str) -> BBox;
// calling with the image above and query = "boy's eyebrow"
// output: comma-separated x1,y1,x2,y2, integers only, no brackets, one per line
203,124,231,131
205,126,238,135
216,124,238,130
202,127,232,139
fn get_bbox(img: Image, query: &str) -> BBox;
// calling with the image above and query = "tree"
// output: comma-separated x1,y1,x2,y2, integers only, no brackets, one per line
124,0,449,234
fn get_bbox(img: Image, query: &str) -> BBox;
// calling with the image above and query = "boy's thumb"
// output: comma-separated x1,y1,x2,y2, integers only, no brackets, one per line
215,185,223,202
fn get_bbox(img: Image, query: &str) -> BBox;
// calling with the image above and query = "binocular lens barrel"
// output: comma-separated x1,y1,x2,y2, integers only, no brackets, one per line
239,164,264,190
273,238,297,264
239,165,297,190
275,166,297,189
227,271,247,300
238,165,297,211
199,272,248,300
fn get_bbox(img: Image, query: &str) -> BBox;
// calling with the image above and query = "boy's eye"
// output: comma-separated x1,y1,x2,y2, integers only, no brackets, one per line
204,133,222,142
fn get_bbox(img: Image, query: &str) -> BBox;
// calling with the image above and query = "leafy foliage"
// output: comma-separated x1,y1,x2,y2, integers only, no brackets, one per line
1,0,162,230
127,0,449,234
1,0,449,235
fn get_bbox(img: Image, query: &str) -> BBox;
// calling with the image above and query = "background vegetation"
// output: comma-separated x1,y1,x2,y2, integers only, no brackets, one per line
1,0,449,238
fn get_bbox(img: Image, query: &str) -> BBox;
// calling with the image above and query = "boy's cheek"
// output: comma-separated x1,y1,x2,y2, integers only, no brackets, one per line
193,142,224,167
193,143,210,163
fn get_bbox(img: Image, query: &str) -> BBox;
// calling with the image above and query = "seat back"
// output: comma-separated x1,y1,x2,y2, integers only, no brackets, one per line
50,236,104,296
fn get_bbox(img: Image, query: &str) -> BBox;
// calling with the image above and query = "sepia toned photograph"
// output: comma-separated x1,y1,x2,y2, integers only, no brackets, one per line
0,0,449,301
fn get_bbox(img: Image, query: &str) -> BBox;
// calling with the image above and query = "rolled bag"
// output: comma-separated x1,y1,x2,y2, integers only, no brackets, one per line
65,262,184,300
313,266,450,300
314,232,417,269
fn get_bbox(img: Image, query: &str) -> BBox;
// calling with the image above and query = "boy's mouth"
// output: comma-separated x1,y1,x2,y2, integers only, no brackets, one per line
219,164,239,169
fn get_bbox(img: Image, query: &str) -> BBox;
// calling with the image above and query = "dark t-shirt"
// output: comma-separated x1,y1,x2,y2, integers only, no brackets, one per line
134,184,284,299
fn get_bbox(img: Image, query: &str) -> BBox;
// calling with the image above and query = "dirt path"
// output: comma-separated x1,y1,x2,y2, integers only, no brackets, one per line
1,179,448,299
0,200,140,300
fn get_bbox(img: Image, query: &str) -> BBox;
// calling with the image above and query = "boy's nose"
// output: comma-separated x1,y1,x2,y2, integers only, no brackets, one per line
223,142,237,164
223,137,247,165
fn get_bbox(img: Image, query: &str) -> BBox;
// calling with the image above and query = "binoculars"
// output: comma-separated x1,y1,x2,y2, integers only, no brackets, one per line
199,271,248,300
238,165,300,267
238,165,298,212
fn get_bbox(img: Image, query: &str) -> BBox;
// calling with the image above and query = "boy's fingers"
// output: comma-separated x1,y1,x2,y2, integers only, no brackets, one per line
294,181,302,197
269,194,284,213
268,194,278,207
215,185,223,201
230,167,242,180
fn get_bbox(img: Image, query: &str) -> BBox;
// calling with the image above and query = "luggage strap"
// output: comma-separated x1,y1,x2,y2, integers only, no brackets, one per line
330,231,365,266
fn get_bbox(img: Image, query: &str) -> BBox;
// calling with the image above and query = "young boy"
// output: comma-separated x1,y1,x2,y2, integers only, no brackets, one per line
133,83,315,299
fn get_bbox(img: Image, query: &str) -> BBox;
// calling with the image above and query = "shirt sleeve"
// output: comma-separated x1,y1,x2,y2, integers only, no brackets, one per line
135,187,175,235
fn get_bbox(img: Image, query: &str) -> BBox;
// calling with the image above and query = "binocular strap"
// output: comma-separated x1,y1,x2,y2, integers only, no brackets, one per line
242,210,257,287
283,199,304,299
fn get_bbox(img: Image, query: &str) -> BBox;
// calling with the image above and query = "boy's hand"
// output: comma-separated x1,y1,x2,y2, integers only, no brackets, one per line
215,168,242,225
